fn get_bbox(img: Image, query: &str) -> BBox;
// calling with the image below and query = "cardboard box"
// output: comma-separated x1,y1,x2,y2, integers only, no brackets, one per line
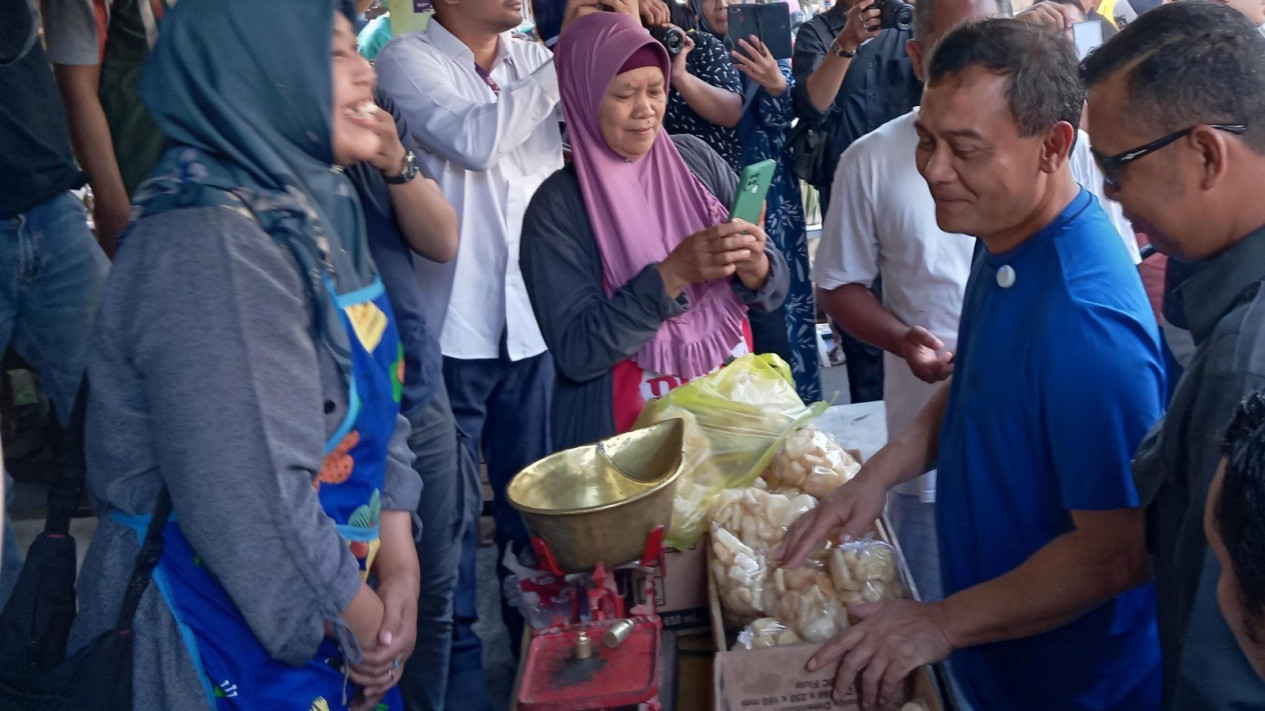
625,541,712,633
712,642,941,711
708,517,945,711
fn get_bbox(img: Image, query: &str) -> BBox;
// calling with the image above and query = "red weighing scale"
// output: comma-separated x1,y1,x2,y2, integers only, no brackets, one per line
516,526,668,711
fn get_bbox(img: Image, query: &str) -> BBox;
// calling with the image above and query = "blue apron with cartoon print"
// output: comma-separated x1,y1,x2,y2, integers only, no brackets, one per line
114,276,406,710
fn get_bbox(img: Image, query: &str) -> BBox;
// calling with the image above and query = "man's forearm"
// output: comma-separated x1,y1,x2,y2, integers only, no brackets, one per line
804,51,853,113
674,72,743,128
54,65,126,201
819,284,907,357
387,177,459,263
938,508,1150,649
54,64,129,253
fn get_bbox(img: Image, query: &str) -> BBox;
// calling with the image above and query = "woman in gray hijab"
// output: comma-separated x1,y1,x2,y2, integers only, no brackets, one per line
70,1,421,709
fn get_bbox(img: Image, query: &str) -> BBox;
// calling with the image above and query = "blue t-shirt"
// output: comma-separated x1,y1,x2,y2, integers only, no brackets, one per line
937,189,1164,710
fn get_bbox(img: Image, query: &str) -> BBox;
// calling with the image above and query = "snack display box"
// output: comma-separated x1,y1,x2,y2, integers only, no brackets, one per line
708,516,950,711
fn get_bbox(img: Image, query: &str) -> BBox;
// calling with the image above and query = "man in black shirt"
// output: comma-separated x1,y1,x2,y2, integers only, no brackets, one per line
0,0,109,605
793,1,920,404
792,1,921,212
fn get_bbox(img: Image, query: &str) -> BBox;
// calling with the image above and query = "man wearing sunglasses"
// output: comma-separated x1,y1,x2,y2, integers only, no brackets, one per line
1082,3,1265,708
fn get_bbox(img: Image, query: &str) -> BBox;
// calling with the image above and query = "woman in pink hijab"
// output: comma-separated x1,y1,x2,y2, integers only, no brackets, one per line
521,11,789,451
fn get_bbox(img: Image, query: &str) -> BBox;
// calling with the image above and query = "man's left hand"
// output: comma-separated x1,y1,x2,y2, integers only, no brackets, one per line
902,326,954,383
640,0,671,26
807,600,955,708
369,105,408,176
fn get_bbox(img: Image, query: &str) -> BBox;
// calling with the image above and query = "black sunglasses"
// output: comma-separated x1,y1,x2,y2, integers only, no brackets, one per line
1092,123,1247,191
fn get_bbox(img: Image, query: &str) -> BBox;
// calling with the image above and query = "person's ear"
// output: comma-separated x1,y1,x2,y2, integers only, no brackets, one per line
906,39,925,83
1190,124,1233,192
1039,120,1077,174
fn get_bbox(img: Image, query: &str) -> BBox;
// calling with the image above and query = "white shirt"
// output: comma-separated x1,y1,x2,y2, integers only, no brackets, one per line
1070,133,1143,264
812,109,1139,499
375,21,563,361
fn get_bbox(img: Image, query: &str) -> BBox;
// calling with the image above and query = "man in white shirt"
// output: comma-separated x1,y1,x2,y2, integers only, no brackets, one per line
812,0,1140,603
375,0,592,706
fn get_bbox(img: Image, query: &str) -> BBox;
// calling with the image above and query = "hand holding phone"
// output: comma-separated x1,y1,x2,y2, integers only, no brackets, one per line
726,2,794,60
728,159,775,289
659,160,776,296
730,36,788,96
659,221,758,296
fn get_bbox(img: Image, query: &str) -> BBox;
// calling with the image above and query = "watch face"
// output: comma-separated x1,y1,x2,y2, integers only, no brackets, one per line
385,152,418,184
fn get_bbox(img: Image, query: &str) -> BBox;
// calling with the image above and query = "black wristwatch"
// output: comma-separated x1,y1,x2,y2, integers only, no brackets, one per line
830,39,857,58
384,150,419,184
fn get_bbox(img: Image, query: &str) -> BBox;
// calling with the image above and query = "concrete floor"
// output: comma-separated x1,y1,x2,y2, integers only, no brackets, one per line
473,544,516,710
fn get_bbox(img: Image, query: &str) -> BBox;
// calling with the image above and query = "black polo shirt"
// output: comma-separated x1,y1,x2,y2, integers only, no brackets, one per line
791,9,921,206
0,1,86,218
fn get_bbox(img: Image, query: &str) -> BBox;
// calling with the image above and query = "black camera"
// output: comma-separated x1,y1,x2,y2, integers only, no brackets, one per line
649,25,687,58
871,0,913,31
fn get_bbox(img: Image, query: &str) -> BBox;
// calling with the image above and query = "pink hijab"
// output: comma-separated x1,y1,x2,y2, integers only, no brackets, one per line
555,12,748,380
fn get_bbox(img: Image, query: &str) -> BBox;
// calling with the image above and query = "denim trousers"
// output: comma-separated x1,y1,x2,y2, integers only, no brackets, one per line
0,191,108,606
442,350,552,711
397,384,476,711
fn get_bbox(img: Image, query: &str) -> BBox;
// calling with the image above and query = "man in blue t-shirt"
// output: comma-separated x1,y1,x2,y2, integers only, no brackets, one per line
780,19,1163,710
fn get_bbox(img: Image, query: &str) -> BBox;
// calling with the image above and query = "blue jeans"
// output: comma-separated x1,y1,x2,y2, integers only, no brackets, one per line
0,191,109,605
398,384,476,711
443,350,552,711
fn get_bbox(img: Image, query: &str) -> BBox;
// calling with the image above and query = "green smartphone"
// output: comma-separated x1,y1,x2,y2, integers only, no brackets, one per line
729,159,777,225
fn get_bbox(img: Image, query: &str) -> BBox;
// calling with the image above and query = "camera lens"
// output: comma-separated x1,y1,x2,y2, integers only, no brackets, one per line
878,0,914,30
664,31,683,52
893,3,913,30
650,26,685,57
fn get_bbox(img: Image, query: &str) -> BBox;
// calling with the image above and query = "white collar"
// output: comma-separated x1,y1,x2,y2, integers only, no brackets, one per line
425,18,514,71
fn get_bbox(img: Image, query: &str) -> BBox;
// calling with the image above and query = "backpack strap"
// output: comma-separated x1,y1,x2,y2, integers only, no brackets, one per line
113,487,173,632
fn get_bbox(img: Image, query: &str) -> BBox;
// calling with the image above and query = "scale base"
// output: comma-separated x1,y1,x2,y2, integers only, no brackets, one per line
517,617,663,711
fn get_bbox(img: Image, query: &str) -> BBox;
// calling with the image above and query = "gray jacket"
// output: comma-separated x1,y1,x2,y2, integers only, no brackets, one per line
70,206,421,710
1134,226,1265,710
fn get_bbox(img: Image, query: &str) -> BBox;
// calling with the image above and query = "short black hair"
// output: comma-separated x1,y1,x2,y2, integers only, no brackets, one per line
1216,389,1265,643
1080,1,1265,154
912,0,1015,44
926,19,1083,137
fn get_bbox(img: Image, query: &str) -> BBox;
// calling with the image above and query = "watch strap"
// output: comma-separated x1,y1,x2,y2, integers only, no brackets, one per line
383,151,418,185
830,39,857,57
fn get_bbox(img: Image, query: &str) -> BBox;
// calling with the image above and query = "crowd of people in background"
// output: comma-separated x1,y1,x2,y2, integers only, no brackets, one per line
1,0,1265,709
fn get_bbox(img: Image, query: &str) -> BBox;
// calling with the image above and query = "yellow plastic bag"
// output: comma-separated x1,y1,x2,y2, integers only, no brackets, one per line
633,353,826,549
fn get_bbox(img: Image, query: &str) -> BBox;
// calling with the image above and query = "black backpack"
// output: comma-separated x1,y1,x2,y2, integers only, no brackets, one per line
0,386,172,710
